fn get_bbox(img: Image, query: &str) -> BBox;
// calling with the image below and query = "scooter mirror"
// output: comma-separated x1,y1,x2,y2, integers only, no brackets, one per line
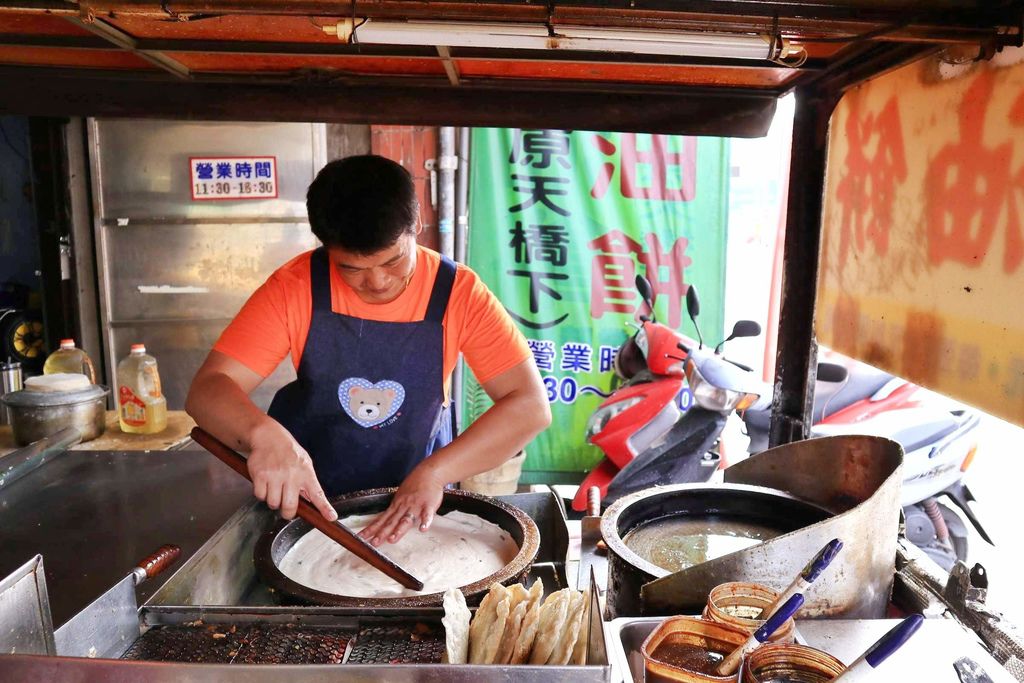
816,362,849,383
635,274,655,314
685,285,704,349
686,285,701,319
730,320,762,339
715,320,762,353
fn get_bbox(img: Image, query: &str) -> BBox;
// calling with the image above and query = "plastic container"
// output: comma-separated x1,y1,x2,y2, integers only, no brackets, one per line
460,450,526,495
43,339,96,383
703,582,796,645
117,343,167,434
642,616,749,683
740,643,846,682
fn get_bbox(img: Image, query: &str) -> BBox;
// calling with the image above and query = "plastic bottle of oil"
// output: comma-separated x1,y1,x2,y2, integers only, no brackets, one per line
117,344,168,434
43,339,97,383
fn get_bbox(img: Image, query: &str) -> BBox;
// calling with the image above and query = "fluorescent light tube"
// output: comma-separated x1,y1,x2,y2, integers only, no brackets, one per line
328,19,779,61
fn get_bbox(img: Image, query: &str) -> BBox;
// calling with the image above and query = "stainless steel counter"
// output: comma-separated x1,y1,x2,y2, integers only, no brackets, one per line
0,447,252,626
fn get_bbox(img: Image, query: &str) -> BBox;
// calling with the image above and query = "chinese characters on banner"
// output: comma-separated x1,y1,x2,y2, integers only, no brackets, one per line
819,57,1024,427
190,156,278,200
465,129,729,478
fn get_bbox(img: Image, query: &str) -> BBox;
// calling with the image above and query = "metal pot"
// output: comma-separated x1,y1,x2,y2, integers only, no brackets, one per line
1,385,108,446
254,487,541,608
600,483,833,618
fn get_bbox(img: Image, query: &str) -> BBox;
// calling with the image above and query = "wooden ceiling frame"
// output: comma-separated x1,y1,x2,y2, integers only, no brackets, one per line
3,0,1019,45
62,14,191,78
0,1,1019,136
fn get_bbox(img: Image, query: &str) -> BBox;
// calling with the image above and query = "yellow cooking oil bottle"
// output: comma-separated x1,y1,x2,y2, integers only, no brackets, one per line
117,343,168,434
43,338,97,383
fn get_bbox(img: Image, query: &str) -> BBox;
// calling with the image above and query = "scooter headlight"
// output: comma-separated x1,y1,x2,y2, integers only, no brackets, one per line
686,362,759,412
614,338,647,380
585,396,644,441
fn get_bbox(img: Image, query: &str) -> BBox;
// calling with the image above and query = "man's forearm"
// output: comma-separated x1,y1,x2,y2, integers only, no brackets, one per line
185,372,269,453
422,389,551,485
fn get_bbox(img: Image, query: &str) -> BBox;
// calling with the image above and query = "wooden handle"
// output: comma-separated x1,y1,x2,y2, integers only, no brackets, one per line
190,427,425,592
136,544,181,580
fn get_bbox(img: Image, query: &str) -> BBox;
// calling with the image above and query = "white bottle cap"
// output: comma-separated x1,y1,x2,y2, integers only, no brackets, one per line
130,344,146,354
59,339,76,349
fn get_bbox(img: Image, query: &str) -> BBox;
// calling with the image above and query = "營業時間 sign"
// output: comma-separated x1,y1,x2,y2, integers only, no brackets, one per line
189,156,278,200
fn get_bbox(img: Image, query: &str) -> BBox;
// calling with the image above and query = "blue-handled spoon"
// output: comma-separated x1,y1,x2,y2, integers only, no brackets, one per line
832,614,925,681
716,593,806,676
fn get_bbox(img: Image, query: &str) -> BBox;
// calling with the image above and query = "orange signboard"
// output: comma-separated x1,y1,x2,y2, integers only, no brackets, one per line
819,52,1024,426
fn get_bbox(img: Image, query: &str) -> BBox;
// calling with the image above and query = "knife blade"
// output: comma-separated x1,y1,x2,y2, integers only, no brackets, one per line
54,545,180,659
954,656,996,683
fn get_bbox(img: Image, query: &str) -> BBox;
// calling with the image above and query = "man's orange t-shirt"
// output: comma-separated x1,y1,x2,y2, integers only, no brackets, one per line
213,246,532,390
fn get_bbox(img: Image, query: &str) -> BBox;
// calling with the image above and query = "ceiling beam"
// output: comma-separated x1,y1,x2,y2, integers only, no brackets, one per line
436,45,461,86
0,65,780,137
2,1,1016,45
0,33,826,73
62,15,192,79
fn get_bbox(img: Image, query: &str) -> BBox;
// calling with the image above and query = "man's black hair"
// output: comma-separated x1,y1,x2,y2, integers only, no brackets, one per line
306,155,418,253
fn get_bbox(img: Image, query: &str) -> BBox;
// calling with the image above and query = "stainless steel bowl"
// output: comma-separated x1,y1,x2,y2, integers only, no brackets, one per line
1,385,109,446
600,483,833,617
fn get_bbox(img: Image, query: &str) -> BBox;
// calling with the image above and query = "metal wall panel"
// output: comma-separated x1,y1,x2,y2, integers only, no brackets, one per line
103,222,315,321
93,120,313,219
89,119,325,410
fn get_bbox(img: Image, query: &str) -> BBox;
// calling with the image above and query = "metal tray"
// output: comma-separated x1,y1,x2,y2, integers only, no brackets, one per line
605,616,1016,683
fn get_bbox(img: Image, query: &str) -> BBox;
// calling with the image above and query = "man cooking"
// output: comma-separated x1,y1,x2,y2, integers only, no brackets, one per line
186,155,551,547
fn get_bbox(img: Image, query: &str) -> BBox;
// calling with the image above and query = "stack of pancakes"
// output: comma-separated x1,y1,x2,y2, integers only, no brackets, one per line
442,580,589,666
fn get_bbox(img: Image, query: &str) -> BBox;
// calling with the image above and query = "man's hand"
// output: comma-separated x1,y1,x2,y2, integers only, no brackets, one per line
359,460,447,546
247,418,337,522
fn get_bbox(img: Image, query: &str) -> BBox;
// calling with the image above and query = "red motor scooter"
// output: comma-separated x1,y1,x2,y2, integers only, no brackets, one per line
572,276,763,511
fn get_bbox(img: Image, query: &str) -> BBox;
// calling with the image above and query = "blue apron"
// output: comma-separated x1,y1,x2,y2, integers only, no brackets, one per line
267,247,455,496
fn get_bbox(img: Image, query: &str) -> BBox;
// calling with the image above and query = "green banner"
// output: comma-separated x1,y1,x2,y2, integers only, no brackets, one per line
464,128,730,481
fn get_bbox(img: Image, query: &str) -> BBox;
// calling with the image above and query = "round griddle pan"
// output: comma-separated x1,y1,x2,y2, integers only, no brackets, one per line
254,487,540,608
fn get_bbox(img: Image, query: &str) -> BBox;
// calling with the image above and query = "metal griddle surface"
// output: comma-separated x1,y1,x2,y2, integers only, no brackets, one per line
0,448,251,626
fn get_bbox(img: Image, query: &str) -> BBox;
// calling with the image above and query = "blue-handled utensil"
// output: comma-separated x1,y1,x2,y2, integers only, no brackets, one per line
716,593,805,676
766,538,843,618
832,614,925,681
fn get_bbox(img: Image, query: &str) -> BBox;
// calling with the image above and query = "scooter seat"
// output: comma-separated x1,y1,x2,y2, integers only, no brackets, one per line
811,407,960,452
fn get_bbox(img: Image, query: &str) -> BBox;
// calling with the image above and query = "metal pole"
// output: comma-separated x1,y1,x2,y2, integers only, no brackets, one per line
451,127,471,436
768,87,837,448
0,427,81,492
438,127,456,259
455,127,470,265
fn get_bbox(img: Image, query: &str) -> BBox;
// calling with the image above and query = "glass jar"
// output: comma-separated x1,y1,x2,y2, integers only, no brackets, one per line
740,643,845,683
642,616,750,683
703,582,795,645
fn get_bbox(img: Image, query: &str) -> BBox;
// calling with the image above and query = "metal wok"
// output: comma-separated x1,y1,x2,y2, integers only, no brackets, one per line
254,487,540,608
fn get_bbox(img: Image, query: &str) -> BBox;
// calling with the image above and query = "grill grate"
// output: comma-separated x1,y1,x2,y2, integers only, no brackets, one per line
121,623,248,663
346,622,445,664
121,622,354,664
